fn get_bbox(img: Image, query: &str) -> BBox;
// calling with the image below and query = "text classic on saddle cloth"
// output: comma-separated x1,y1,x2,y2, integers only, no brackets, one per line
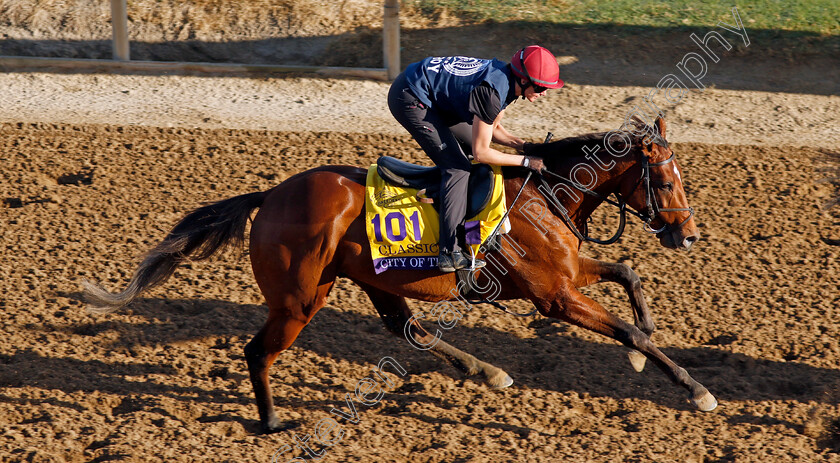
364,164,508,274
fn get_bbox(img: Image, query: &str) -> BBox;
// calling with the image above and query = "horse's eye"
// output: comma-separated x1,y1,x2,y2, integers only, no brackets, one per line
658,182,673,192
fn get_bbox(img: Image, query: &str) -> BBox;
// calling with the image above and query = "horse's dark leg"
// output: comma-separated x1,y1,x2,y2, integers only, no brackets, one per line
575,257,655,334
575,257,654,372
242,169,362,433
244,315,308,433
246,260,337,434
541,280,717,411
359,284,513,389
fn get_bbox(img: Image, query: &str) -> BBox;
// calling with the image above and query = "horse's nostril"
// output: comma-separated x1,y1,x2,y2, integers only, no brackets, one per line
683,235,699,248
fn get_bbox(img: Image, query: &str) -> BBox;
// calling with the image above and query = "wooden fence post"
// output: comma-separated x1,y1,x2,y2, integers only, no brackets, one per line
383,0,400,80
110,0,130,61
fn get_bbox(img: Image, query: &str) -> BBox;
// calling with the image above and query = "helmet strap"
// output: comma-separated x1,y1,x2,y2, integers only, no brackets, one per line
517,50,537,99
518,79,531,100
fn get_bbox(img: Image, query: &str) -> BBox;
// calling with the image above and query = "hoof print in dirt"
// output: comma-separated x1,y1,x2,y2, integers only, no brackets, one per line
4,197,23,208
58,168,95,186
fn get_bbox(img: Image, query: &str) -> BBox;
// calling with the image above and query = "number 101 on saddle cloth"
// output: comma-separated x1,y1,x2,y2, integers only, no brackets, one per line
364,157,509,274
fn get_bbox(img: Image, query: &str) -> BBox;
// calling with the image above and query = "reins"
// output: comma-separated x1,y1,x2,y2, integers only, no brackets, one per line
481,132,555,254
475,168,541,317
534,145,694,243
536,169,628,245
476,133,694,318
472,133,555,318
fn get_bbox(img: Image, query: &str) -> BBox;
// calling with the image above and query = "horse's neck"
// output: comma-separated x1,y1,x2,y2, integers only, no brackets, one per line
504,153,635,229
552,158,630,218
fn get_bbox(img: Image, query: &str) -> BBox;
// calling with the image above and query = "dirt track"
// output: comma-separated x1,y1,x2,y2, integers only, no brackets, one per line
1,121,839,462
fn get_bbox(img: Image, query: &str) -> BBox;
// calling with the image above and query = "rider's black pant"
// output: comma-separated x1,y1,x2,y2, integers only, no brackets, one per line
387,72,473,254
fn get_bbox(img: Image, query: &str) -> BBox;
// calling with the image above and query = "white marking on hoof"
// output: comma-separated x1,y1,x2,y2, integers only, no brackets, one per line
498,374,514,389
486,371,514,389
627,350,647,372
690,391,718,411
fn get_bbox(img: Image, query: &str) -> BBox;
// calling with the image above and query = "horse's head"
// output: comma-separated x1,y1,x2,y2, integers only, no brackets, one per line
620,117,700,250
526,117,700,250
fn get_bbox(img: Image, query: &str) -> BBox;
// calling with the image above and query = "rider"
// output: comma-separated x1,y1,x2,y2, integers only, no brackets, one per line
388,45,564,273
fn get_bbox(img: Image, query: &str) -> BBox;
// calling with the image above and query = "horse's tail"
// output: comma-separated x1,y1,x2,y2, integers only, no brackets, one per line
82,190,268,314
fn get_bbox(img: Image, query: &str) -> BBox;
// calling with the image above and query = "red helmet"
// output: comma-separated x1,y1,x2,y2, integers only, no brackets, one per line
510,45,564,89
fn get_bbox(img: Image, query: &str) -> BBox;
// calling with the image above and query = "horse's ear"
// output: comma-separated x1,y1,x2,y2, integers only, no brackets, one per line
655,117,666,139
641,139,654,157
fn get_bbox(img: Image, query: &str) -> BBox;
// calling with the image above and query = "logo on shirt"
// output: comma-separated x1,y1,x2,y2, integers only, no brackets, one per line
427,56,488,76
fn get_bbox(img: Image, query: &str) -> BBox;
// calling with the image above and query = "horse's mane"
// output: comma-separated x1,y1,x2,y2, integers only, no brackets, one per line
545,132,609,153
526,117,660,161
526,131,633,160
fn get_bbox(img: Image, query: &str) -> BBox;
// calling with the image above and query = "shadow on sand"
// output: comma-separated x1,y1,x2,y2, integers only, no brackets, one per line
9,294,838,419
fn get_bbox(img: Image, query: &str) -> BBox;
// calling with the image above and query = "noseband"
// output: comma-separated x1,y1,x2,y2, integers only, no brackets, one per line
536,150,694,245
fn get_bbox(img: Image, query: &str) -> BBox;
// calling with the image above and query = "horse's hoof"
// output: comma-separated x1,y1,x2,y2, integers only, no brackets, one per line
260,418,300,434
690,391,718,412
486,371,514,389
497,374,514,389
627,349,647,372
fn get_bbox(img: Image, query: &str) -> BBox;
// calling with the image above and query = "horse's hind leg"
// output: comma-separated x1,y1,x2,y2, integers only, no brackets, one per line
575,257,654,372
360,284,513,389
244,267,336,434
244,314,308,433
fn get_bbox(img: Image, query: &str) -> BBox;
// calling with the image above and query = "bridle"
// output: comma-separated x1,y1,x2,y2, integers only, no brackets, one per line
635,152,695,234
477,136,694,318
534,145,695,245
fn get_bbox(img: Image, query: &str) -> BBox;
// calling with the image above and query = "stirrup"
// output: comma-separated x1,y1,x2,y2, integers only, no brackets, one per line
464,247,486,271
438,251,484,273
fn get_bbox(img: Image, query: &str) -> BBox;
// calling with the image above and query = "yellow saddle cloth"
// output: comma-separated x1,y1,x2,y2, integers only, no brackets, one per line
364,163,507,273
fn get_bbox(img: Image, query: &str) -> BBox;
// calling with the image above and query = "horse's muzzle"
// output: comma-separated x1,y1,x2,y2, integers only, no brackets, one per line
682,234,699,250
658,228,700,251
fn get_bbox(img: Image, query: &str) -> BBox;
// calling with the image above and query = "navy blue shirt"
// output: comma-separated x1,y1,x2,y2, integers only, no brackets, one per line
403,56,517,125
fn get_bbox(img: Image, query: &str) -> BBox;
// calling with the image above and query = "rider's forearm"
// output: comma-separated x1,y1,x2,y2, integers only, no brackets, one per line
473,146,527,167
492,123,525,151
473,116,526,165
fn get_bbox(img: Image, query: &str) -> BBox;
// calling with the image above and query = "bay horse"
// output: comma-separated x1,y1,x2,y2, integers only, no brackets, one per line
83,117,717,434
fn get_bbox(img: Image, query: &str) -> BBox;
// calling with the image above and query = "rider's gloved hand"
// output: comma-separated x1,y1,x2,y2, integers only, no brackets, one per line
522,156,545,173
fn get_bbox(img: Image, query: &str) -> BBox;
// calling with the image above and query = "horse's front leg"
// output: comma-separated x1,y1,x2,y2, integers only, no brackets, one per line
575,257,654,372
539,279,717,411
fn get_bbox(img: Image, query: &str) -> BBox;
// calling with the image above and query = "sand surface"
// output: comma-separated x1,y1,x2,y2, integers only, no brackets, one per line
1,121,839,462
0,72,837,150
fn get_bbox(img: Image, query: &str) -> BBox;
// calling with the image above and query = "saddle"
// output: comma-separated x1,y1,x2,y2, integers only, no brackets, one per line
376,156,494,219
